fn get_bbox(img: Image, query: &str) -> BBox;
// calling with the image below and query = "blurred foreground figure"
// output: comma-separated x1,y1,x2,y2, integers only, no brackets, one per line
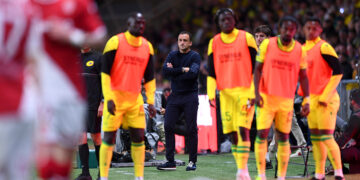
0,0,38,179
31,0,106,179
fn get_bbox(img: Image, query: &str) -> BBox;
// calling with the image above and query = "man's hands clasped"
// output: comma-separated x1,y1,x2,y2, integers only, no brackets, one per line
166,63,189,73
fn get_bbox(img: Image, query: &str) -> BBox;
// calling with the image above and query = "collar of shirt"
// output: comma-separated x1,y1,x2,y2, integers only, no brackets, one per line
277,35,295,52
220,28,239,44
124,31,142,47
303,36,321,51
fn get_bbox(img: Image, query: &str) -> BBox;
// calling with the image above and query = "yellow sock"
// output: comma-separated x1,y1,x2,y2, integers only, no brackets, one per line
99,142,114,178
231,144,240,169
237,140,250,169
323,135,342,170
131,141,145,178
255,137,267,175
311,135,327,175
277,140,290,177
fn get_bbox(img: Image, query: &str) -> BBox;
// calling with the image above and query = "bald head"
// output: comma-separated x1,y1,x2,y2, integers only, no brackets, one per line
127,12,145,37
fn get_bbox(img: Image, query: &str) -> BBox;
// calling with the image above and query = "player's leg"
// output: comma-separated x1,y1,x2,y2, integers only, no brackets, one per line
99,131,117,180
99,98,122,180
1,81,36,180
0,119,35,180
319,95,343,178
37,98,86,179
308,106,327,180
236,96,255,179
255,95,275,179
182,92,199,170
76,109,98,179
161,94,182,166
76,132,91,179
125,99,147,179
219,91,240,171
274,110,293,180
91,132,102,166
129,128,145,179
90,113,102,178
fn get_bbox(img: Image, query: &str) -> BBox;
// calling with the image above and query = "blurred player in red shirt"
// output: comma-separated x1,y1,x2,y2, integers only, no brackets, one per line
31,0,106,179
0,0,39,179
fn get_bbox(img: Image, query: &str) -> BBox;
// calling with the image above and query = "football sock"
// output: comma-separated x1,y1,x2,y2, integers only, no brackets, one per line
323,135,343,175
79,143,90,174
231,144,240,169
131,141,145,178
99,142,114,178
277,140,290,178
255,136,267,175
237,140,250,170
311,135,327,175
95,145,100,166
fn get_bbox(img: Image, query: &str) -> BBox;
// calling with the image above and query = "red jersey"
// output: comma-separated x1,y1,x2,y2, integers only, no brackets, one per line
0,0,35,113
32,0,105,98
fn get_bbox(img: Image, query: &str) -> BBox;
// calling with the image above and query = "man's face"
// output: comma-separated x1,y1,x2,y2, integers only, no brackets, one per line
279,21,297,45
218,12,235,34
255,32,267,47
164,91,170,100
178,33,192,53
128,13,146,37
303,21,322,40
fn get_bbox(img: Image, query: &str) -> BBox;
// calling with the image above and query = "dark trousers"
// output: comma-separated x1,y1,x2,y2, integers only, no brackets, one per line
164,92,198,163
341,146,360,173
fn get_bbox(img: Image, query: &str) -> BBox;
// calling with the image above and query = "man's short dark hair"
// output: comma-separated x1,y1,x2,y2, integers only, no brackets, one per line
350,89,360,104
279,16,298,29
163,87,171,93
179,31,192,41
254,25,273,37
214,8,237,29
128,12,142,21
304,16,322,26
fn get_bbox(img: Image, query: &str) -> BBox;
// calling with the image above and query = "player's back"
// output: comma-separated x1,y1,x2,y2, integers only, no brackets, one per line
0,0,35,114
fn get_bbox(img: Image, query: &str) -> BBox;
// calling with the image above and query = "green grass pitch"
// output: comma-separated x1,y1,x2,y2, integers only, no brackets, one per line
72,152,331,180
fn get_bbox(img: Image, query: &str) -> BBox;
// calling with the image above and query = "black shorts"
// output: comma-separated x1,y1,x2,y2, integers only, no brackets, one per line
85,110,102,133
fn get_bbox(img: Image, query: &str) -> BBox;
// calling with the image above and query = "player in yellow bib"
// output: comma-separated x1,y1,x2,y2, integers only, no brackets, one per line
207,8,257,180
253,16,310,180
99,12,156,180
302,17,344,180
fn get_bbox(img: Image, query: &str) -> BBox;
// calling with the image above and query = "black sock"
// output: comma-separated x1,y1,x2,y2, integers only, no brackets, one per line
79,143,90,175
95,145,100,167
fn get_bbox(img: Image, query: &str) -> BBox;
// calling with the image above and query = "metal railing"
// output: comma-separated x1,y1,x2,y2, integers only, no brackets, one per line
337,79,359,121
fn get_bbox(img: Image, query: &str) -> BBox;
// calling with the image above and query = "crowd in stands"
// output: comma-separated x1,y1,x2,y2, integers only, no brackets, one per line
142,0,360,89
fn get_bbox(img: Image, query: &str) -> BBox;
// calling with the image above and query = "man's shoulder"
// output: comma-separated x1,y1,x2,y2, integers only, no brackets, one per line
190,50,200,55
169,50,179,56
190,50,201,59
